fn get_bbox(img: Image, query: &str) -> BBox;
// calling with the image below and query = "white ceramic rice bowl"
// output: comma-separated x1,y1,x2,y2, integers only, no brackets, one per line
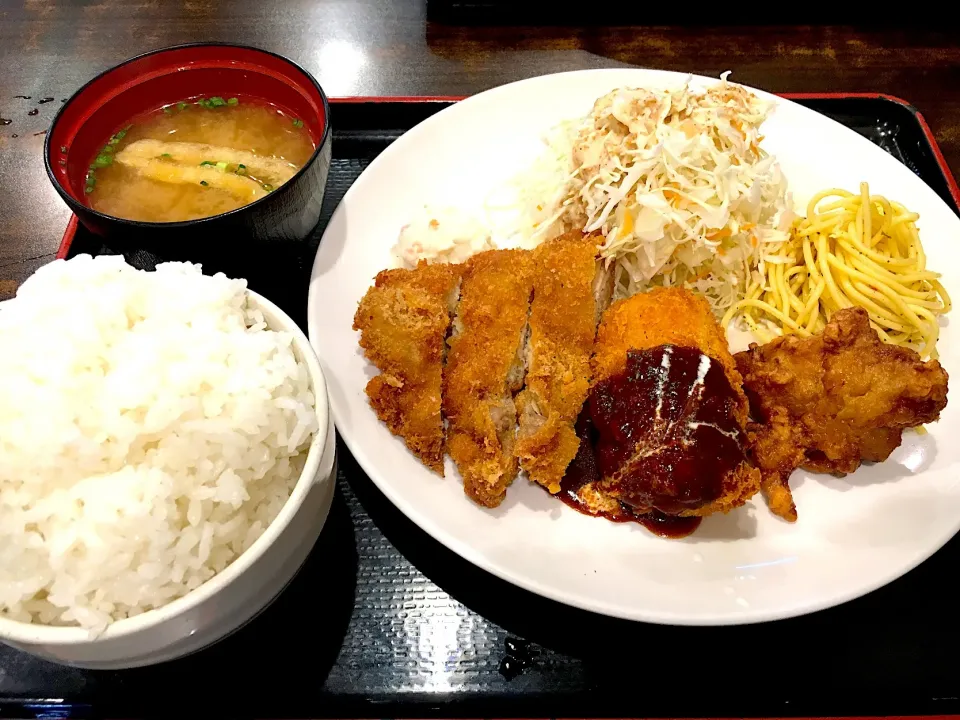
0,289,336,669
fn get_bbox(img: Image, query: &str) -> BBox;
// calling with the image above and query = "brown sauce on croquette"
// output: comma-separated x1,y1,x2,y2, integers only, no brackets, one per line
559,410,702,539
558,344,749,538
592,345,747,513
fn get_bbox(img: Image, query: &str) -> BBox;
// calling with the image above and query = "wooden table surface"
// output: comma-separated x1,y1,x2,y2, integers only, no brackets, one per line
1,6,958,300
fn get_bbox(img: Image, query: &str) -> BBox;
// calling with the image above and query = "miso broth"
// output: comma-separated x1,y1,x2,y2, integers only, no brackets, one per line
86,97,315,222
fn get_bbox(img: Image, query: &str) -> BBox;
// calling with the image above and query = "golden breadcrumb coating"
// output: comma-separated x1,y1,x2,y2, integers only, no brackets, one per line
516,232,604,494
353,262,461,474
444,249,533,507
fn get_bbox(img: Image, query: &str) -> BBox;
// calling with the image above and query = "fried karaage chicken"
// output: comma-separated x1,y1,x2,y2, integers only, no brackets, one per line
587,287,761,517
515,231,610,494
735,307,950,522
353,262,462,474
444,249,534,507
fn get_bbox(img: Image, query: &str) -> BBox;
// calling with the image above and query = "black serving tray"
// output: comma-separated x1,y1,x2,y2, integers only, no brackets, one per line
3,96,960,720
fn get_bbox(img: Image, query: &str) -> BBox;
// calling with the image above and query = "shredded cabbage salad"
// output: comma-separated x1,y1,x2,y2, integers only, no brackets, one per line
399,75,795,317
504,74,795,315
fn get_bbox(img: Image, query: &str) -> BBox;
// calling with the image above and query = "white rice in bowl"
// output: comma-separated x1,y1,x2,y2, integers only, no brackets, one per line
0,255,318,632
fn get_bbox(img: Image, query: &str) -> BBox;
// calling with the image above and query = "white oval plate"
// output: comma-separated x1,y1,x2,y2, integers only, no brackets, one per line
308,69,960,625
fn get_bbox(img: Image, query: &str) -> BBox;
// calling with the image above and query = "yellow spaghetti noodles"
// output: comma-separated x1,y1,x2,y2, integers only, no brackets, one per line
722,182,951,358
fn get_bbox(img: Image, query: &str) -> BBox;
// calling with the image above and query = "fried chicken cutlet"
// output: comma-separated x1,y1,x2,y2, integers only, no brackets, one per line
515,231,611,493
588,287,761,517
735,307,950,522
444,249,533,507
353,262,462,473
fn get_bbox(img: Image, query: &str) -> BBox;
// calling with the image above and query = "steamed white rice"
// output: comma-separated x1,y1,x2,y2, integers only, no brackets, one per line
0,255,318,631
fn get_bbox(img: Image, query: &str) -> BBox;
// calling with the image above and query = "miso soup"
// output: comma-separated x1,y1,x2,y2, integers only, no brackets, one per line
86,97,315,223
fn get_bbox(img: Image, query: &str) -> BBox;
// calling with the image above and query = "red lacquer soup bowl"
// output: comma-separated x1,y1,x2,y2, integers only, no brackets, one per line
44,43,331,261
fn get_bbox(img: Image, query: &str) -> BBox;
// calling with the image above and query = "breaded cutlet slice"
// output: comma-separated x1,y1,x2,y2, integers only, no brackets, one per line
591,287,760,517
516,231,608,493
353,262,462,474
444,249,533,507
